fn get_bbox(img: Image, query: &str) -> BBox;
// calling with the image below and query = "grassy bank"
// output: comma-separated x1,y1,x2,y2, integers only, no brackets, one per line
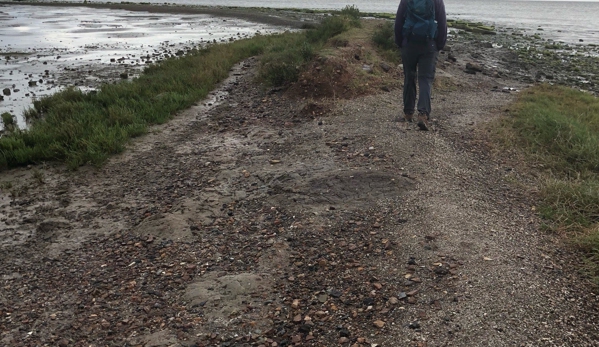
0,9,360,169
498,84,599,284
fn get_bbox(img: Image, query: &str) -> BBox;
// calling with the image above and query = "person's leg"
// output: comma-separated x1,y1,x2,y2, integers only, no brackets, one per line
401,45,418,120
416,46,439,118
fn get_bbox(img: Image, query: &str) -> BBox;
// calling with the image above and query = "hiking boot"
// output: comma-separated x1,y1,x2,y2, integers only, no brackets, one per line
404,113,414,123
417,113,430,131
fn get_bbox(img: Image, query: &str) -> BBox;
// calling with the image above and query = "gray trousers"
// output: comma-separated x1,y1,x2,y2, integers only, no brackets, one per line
401,40,439,117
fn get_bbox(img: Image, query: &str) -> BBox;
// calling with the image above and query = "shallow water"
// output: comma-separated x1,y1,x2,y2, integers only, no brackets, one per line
0,5,283,127
42,0,598,44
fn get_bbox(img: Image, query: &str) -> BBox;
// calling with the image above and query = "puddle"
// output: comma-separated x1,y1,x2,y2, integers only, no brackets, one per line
0,4,285,128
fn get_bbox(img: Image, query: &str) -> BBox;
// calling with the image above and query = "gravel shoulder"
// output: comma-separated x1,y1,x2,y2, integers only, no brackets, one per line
1,19,599,347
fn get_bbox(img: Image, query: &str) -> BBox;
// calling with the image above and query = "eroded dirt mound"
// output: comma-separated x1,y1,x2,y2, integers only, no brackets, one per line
288,58,356,99
287,45,401,100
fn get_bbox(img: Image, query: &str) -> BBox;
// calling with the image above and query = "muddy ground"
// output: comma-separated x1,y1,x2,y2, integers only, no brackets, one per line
1,15,599,347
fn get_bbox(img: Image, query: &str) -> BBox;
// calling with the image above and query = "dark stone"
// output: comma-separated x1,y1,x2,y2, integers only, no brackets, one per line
379,62,391,72
433,266,449,276
298,324,311,333
339,329,350,337
329,290,343,298
409,321,421,329
2,88,10,96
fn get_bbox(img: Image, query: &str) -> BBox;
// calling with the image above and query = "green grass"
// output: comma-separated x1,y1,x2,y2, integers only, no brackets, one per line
508,85,599,176
371,21,401,64
0,13,359,170
501,84,599,284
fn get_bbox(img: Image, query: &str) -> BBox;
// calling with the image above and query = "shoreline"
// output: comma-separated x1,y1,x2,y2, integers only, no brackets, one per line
0,1,319,28
0,2,296,126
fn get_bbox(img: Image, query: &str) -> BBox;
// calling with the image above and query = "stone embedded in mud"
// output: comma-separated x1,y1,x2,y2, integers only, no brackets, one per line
2,88,10,96
434,266,449,276
379,62,391,72
373,320,385,328
298,324,311,333
465,62,484,75
409,321,421,329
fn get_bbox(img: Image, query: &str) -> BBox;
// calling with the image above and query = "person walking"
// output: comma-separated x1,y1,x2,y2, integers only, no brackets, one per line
395,0,447,130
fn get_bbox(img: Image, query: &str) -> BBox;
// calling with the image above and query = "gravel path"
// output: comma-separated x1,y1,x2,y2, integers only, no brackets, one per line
1,33,599,347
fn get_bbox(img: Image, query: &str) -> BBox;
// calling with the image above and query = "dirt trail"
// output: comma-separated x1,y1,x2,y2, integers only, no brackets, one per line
1,35,599,347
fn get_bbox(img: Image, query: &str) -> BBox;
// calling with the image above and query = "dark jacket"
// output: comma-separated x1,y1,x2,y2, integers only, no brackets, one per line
394,0,447,50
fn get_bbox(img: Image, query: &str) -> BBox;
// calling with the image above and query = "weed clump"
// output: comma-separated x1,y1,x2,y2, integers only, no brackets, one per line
372,21,401,63
1,112,15,132
259,10,362,87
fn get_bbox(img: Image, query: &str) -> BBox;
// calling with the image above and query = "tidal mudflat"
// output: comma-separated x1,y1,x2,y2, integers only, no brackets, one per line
0,4,286,127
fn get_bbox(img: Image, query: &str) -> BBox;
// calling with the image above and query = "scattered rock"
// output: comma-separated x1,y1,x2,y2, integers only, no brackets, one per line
379,62,391,72
409,321,421,329
465,62,484,74
373,320,385,328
